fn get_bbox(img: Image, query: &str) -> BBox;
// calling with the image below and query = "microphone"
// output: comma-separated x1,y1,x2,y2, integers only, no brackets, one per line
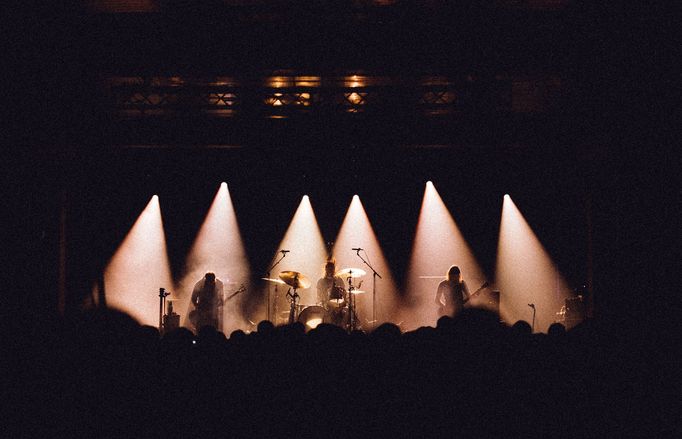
280,250,290,254
352,248,363,252
527,303,535,308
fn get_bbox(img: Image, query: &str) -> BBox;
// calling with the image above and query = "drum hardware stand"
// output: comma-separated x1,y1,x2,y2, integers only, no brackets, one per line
286,288,300,325
158,287,171,334
266,250,288,322
346,271,360,332
354,249,382,330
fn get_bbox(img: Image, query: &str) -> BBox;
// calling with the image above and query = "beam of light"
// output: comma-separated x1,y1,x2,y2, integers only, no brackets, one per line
264,195,326,324
496,195,571,333
403,182,487,330
104,195,173,327
175,182,251,334
333,195,400,330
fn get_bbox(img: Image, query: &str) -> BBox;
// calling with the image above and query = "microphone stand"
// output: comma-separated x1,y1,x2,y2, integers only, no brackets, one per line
354,250,382,330
266,252,287,322
158,287,170,334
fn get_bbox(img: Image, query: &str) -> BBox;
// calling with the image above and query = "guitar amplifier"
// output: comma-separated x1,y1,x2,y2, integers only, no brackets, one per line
163,313,180,333
484,290,500,316
564,297,585,329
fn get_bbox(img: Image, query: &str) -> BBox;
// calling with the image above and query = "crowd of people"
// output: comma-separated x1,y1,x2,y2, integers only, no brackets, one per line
13,301,667,438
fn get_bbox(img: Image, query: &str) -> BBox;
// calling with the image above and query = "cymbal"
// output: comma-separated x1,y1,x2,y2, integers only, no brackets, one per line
335,267,366,278
261,277,286,285
278,271,312,289
350,290,366,294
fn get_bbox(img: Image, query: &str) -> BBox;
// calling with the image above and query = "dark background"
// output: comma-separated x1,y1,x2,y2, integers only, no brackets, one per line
6,1,676,333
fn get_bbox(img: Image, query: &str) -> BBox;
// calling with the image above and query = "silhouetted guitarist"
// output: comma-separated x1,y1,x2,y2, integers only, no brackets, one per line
190,272,224,331
435,265,476,317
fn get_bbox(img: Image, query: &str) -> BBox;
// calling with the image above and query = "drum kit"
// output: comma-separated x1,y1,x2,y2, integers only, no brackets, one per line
262,267,367,332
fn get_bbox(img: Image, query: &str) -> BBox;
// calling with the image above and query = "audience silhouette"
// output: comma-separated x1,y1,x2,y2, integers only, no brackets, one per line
20,294,656,437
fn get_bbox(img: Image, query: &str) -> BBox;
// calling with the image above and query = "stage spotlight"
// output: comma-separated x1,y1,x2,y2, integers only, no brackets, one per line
334,195,400,330
265,195,326,322
496,195,571,332
104,195,173,326
404,182,487,329
176,183,251,334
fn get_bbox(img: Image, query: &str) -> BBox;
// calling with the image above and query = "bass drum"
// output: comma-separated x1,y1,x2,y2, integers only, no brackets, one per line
297,305,330,331
328,285,346,308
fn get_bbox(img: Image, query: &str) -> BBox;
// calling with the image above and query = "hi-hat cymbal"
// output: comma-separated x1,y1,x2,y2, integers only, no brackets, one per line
261,277,286,285
278,271,312,289
335,267,366,278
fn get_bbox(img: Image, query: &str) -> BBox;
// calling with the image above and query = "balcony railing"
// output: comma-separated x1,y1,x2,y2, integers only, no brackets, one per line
104,73,534,119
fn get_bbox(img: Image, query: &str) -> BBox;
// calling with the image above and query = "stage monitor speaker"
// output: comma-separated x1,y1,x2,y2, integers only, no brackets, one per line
485,290,500,316
564,297,585,329
163,313,180,333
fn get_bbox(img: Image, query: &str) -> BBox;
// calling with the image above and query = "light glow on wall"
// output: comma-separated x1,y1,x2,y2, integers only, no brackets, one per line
496,195,571,332
104,195,173,326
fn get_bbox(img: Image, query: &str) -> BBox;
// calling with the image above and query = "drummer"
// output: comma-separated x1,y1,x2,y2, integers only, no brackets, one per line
316,259,346,309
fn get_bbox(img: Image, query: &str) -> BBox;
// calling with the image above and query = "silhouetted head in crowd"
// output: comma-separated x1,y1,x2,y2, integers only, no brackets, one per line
198,324,219,339
548,322,566,337
291,321,305,335
140,325,160,338
309,323,346,341
350,329,367,339
138,325,160,349
161,327,195,346
371,322,401,339
257,320,275,336
68,308,141,351
437,315,455,330
229,329,246,341
511,320,532,335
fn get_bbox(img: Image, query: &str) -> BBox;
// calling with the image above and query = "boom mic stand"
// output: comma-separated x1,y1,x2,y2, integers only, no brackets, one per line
266,251,288,322
354,250,382,331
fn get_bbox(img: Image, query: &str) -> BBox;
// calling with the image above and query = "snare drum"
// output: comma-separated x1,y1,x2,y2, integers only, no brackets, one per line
328,285,346,308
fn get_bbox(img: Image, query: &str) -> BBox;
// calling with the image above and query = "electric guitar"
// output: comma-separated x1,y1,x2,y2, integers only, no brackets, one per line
438,281,490,316
189,284,246,328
